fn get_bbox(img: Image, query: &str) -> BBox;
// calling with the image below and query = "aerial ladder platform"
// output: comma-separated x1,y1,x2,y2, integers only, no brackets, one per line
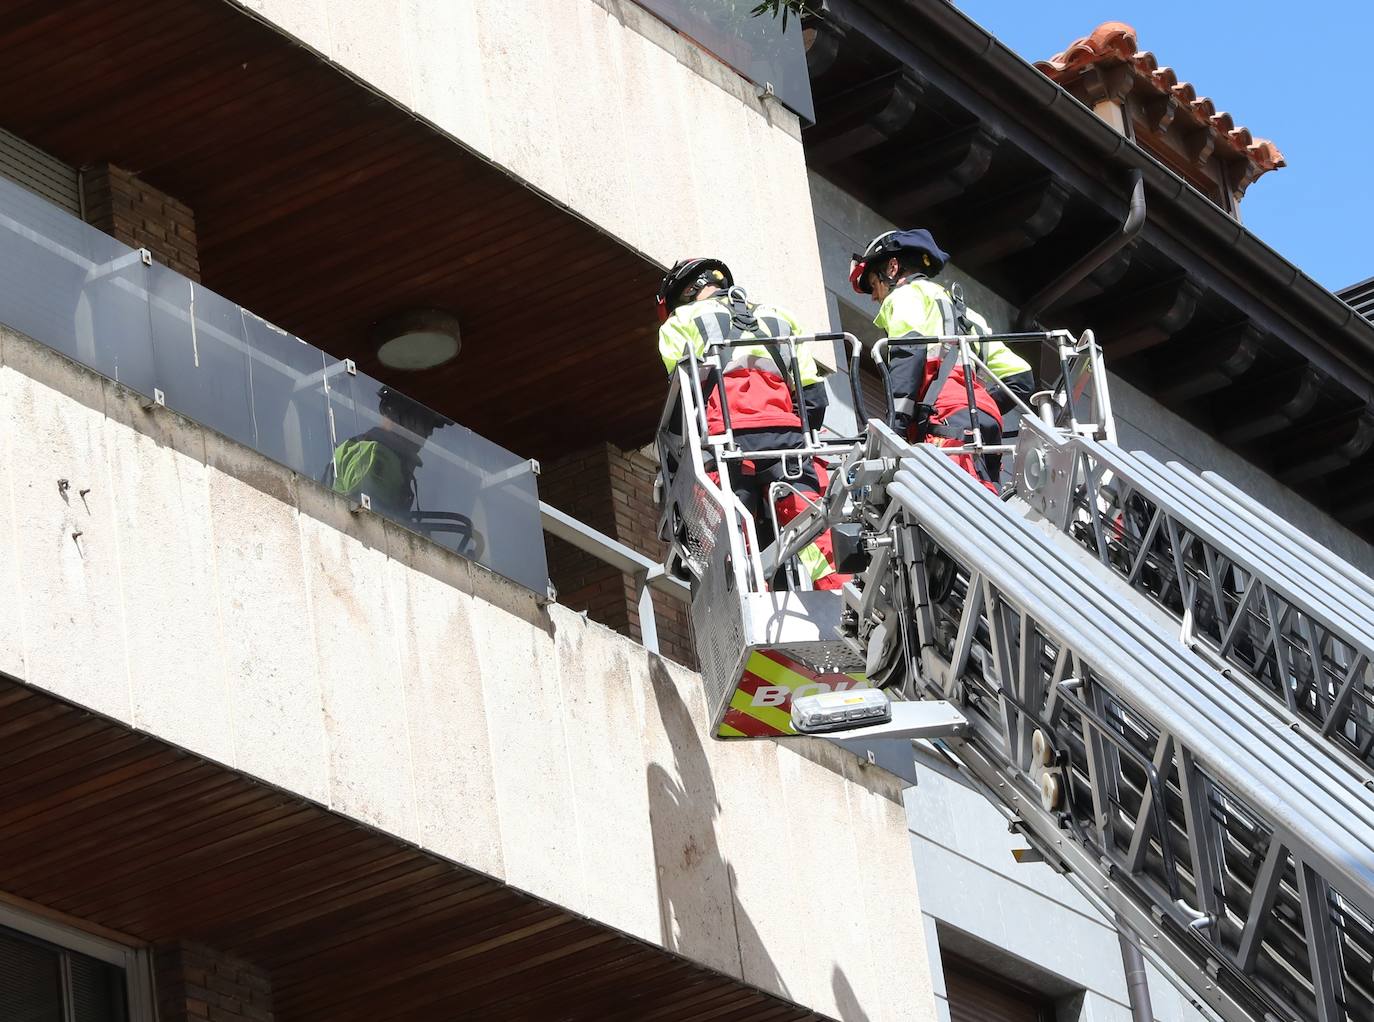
656,328,1374,1022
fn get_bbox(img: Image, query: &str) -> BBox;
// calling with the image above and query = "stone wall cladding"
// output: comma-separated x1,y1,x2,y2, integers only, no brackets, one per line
543,442,695,667
81,163,201,281
154,941,274,1022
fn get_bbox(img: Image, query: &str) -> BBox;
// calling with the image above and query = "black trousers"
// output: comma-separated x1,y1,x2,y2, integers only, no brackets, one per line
993,369,1036,415
719,428,820,550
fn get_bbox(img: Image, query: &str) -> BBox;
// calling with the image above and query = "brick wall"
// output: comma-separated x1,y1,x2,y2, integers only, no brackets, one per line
81,163,201,281
610,446,693,664
155,941,273,1022
542,443,695,667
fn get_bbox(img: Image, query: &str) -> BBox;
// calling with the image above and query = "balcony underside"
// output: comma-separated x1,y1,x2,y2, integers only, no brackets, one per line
0,675,822,1022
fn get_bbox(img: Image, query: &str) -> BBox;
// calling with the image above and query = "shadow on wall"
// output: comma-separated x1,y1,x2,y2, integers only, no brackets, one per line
644,656,874,1021
645,656,788,997
832,966,872,1022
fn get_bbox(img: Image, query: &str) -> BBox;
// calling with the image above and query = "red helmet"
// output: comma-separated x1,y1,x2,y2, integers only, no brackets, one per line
656,258,733,323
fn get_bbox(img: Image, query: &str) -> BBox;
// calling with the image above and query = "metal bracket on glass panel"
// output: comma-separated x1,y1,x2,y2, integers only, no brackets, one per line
1015,418,1374,785
855,424,1374,1022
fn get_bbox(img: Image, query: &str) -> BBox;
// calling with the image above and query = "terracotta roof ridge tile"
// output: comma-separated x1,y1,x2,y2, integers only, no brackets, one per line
1034,20,1138,74
1035,20,1285,178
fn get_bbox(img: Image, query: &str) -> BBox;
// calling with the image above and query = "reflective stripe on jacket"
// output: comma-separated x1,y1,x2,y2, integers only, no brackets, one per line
873,279,1004,425
658,294,818,433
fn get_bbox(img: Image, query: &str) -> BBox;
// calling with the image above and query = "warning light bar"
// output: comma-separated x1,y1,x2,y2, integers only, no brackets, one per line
792,688,892,734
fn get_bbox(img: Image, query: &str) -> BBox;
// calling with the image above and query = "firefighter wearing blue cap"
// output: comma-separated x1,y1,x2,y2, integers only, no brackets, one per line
850,229,1034,486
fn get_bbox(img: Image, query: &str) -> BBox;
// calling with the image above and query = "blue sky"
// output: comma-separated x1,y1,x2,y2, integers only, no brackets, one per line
951,1,1372,291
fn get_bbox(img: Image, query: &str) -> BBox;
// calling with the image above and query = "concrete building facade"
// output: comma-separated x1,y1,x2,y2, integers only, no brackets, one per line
0,1,1369,1021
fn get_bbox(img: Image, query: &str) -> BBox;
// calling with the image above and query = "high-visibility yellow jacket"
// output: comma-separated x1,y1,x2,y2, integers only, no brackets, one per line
658,292,822,433
331,429,418,514
874,278,1027,424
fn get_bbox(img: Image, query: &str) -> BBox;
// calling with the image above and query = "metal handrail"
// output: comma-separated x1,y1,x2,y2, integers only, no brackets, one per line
539,500,689,657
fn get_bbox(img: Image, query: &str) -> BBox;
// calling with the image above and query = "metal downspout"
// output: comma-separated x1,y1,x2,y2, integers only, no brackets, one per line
1116,913,1156,1022
1017,170,1146,329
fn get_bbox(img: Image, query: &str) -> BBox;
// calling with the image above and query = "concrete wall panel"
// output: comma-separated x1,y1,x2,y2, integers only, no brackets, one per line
552,608,662,943
470,575,587,908
103,384,234,765
1,344,131,722
204,435,331,804
640,655,744,979
1,326,933,1022
232,0,830,331
384,538,506,879
0,337,29,680
296,494,419,840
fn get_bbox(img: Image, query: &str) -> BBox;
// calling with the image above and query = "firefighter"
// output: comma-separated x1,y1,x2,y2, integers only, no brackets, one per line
852,228,1035,413
656,257,844,590
850,229,1018,488
329,385,447,515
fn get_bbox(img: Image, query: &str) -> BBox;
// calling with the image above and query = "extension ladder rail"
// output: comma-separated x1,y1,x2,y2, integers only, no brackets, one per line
862,425,1374,1022
1014,419,1374,778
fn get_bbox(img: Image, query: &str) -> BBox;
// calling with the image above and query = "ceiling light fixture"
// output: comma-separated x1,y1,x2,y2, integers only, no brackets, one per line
373,308,462,371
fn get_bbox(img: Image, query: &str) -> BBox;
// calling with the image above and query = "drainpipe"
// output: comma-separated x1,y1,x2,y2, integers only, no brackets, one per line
1017,169,1146,329
1116,914,1155,1022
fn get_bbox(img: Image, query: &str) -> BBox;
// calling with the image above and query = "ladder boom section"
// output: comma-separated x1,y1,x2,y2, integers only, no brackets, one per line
866,427,1374,1022
1016,419,1374,779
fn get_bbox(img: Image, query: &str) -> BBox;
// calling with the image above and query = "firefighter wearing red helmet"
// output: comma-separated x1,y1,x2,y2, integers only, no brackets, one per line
850,229,1032,489
656,258,845,590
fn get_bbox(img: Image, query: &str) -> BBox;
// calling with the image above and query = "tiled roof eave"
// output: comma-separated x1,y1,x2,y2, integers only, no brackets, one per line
1034,21,1285,177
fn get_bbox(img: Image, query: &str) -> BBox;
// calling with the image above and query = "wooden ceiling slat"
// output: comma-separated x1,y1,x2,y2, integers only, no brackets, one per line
510,947,696,1019
0,760,236,853
13,24,241,132
0,747,194,832
190,111,402,210
234,871,494,958
227,856,456,948
0,700,99,746
302,925,620,1019
200,142,472,277
53,806,331,918
276,915,573,1015
0,769,249,880
417,947,679,1021
280,916,602,1015
0,729,152,797
210,171,549,288
42,807,362,923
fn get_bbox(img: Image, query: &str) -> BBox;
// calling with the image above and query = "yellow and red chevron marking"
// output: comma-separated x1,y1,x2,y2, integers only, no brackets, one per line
716,648,868,739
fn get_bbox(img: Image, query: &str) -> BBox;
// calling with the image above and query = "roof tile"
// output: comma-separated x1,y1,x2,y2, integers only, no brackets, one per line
1035,21,1285,177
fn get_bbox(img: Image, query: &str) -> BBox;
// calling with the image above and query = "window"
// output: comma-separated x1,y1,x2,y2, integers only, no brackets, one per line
944,953,1057,1022
0,904,152,1022
0,924,128,1022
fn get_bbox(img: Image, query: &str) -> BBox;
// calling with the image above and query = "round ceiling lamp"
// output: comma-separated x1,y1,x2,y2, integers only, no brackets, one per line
373,308,462,371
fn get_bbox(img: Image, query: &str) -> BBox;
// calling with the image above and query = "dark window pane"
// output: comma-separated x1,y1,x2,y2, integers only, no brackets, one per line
0,930,63,1022
70,954,127,1022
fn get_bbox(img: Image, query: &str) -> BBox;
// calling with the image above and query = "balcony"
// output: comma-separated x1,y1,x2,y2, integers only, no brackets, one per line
0,164,934,1019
